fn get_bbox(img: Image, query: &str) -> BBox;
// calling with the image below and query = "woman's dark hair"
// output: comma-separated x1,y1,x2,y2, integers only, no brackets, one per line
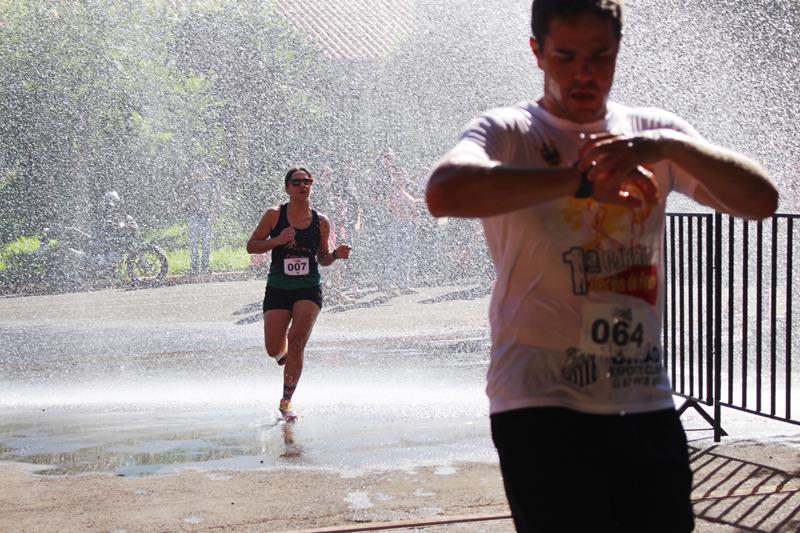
531,0,623,47
284,166,313,186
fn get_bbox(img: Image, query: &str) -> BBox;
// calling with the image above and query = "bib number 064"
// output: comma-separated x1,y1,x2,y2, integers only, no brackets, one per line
591,319,644,347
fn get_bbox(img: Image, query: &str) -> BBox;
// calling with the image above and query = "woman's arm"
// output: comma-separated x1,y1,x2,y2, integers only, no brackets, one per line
317,215,351,266
317,215,333,266
246,208,294,254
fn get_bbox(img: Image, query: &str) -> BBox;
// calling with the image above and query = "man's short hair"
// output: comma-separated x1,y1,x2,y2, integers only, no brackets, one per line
531,0,623,46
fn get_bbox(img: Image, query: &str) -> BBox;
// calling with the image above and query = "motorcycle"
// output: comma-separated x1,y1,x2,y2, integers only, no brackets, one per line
38,216,169,290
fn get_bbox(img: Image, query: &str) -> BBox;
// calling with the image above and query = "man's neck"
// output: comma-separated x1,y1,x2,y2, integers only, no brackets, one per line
537,97,608,125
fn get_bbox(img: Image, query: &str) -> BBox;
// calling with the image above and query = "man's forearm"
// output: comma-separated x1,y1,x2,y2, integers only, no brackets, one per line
665,136,779,220
426,161,581,218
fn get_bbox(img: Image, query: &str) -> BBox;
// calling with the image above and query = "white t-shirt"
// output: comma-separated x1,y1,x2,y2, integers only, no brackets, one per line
448,101,704,415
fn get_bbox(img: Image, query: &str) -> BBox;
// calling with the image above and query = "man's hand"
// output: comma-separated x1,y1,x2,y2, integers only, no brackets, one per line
587,165,659,208
578,132,669,207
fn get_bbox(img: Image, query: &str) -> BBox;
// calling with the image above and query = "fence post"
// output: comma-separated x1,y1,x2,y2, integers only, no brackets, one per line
713,212,723,442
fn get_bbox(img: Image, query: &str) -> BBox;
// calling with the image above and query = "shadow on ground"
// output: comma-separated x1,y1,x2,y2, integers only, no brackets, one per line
231,284,468,325
690,444,800,532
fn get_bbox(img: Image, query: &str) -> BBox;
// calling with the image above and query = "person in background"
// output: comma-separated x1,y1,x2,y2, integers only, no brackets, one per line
320,166,357,302
425,0,778,531
95,190,128,263
187,167,220,276
246,167,352,420
380,150,421,292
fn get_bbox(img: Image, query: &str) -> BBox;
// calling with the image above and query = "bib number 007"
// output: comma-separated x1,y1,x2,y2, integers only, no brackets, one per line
284,257,309,276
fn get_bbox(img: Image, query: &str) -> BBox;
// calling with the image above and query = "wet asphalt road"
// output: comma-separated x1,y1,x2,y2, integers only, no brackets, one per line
0,279,496,475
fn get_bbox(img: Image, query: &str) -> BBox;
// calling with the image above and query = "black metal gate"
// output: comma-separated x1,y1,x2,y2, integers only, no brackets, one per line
663,213,799,442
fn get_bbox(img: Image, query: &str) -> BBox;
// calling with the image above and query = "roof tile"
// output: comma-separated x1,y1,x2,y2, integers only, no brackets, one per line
274,0,416,60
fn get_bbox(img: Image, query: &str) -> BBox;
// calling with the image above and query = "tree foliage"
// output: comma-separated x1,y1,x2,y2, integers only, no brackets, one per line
0,0,332,240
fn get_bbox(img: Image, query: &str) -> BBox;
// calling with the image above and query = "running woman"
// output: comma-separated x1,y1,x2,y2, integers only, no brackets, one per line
247,167,352,420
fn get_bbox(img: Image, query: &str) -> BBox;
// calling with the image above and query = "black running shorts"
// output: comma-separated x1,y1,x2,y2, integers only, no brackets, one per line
263,285,323,312
490,406,694,533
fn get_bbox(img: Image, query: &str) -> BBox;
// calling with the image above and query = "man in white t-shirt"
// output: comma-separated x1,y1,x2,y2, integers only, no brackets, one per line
425,1,778,531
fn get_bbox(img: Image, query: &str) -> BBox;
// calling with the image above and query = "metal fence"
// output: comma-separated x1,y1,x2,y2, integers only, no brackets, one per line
663,213,799,441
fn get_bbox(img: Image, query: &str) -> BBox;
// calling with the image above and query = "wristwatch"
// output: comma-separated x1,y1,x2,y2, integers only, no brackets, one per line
574,166,594,199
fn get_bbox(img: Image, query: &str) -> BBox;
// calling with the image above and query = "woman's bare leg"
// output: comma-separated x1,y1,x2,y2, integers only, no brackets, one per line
279,300,321,416
264,309,291,362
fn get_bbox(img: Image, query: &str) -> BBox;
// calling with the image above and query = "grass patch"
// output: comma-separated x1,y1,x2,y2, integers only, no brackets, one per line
144,218,249,252
211,246,250,272
213,217,250,248
144,223,188,251
0,235,44,284
164,246,250,276
164,249,191,276
0,228,253,286
4,235,41,255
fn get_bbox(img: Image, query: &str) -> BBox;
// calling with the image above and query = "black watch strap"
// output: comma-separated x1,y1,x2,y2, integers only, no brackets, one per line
574,166,594,199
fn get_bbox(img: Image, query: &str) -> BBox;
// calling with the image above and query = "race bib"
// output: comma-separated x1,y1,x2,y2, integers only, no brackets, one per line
283,257,309,276
579,302,656,360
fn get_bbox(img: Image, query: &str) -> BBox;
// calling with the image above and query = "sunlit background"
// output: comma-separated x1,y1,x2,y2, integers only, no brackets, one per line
1,0,798,475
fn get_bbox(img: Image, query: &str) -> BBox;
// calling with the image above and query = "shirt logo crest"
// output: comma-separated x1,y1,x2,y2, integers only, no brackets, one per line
540,139,561,166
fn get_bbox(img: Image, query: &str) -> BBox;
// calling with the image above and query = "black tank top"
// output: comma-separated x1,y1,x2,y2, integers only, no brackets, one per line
267,204,321,289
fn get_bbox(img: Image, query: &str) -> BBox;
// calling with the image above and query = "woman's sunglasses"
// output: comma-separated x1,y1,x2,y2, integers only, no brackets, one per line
289,178,314,186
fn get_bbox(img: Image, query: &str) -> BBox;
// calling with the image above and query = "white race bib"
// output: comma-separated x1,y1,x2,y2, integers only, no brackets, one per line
579,302,656,360
283,257,309,276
